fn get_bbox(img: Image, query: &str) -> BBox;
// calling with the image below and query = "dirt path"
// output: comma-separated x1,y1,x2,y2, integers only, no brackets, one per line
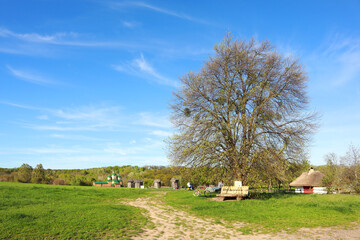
124,194,360,240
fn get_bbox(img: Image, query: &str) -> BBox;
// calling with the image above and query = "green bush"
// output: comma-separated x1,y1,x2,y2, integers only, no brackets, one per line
53,178,67,185
352,181,360,194
248,191,272,200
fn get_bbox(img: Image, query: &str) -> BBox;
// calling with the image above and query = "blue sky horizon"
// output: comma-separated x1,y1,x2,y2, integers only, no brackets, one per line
1,0,360,169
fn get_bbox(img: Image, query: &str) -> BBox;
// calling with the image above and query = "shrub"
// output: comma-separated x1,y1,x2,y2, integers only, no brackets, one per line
17,164,33,183
352,181,360,194
53,178,67,185
0,173,16,182
248,191,272,200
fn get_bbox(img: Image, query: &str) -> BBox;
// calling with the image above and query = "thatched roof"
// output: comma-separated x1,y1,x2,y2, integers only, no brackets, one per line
289,168,324,187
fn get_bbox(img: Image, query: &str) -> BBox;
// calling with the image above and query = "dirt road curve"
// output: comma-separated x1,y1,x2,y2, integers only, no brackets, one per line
124,196,360,240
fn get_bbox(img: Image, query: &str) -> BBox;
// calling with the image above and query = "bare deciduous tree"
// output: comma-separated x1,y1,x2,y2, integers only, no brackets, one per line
322,153,340,193
342,144,360,193
168,34,318,184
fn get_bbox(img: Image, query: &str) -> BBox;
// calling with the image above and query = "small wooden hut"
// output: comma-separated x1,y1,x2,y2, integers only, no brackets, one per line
127,179,135,188
290,167,325,194
171,177,179,189
134,179,144,188
154,179,161,189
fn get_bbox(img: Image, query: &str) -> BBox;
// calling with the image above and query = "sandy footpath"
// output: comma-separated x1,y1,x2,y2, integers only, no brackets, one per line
124,194,360,240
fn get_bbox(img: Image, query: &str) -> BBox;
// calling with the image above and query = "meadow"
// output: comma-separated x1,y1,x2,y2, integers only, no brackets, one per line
0,182,150,239
164,190,360,233
1,182,359,239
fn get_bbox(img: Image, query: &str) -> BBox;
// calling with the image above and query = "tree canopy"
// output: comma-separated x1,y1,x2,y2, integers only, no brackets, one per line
17,163,33,183
168,34,318,184
32,164,46,183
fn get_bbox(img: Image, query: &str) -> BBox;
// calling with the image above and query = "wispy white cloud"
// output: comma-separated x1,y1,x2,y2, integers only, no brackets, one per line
50,134,65,138
1,101,173,168
0,101,39,110
23,124,96,132
104,147,128,155
308,34,360,87
0,28,74,43
0,43,55,57
1,101,174,135
6,65,60,86
150,130,172,137
104,138,164,156
112,1,209,25
0,27,210,59
122,21,137,28
37,115,49,120
325,35,360,86
0,46,29,55
51,105,122,122
135,112,171,128
0,27,142,49
1,145,102,155
50,155,169,168
113,53,179,87
23,147,80,154
104,143,145,156
122,155,169,166
0,136,169,168
0,152,169,168
49,133,107,141
1,102,124,131
0,146,84,155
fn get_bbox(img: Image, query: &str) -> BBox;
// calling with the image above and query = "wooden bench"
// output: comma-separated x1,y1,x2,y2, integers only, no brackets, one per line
216,186,249,201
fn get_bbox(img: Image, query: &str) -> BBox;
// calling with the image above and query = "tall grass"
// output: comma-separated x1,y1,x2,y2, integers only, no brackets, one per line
0,182,150,239
164,190,360,232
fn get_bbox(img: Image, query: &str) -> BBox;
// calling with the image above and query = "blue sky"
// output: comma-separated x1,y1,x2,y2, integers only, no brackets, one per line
0,0,359,169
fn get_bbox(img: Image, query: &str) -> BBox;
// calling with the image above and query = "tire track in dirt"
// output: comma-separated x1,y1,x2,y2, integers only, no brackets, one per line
124,195,360,240
125,197,247,240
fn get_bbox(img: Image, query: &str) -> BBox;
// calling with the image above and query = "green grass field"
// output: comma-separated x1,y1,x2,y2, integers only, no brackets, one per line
1,182,360,238
0,182,150,239
164,190,360,233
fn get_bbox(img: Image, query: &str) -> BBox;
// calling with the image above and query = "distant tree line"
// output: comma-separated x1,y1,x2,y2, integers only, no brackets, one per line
0,165,171,187
1,161,310,190
1,144,358,193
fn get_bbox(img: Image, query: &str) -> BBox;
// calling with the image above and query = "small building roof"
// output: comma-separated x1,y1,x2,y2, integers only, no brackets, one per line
289,168,324,187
